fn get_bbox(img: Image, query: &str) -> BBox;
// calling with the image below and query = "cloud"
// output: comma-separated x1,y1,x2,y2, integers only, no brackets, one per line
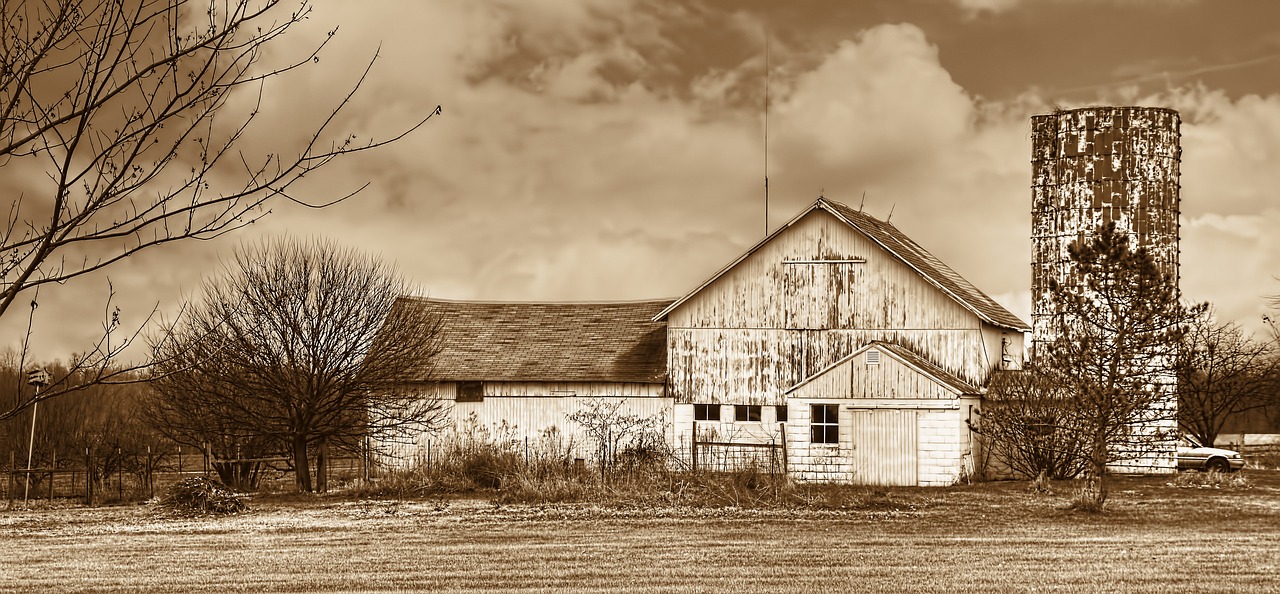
951,0,1023,16
9,1,1279,365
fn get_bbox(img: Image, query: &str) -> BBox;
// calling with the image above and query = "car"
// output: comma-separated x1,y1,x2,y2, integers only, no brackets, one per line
1176,436,1246,472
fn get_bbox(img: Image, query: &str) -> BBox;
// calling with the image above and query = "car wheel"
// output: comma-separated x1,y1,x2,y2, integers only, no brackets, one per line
1205,457,1230,473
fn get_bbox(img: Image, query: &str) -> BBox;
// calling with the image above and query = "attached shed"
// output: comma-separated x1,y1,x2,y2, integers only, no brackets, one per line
785,342,982,486
375,297,674,465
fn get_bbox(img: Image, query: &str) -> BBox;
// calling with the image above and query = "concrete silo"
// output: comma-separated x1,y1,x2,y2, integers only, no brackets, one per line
1029,106,1182,472
1030,106,1181,348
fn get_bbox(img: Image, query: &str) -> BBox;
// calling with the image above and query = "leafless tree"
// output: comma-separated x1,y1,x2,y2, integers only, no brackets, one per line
147,237,446,492
979,364,1090,481
1040,223,1204,511
1175,310,1278,447
0,0,439,420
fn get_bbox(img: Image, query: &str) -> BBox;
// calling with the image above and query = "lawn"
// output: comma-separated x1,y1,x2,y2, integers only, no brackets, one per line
2,471,1279,593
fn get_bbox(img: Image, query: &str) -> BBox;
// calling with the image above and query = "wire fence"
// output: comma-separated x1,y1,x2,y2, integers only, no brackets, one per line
1,447,370,505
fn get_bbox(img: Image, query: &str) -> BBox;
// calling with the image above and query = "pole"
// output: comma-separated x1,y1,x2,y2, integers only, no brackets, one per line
23,385,39,503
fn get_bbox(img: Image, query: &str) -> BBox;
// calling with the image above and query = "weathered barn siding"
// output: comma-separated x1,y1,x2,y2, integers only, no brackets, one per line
377,381,671,466
668,328,993,405
669,210,979,331
665,209,1018,405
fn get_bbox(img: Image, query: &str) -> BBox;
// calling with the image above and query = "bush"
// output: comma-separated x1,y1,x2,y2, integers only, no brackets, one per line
162,477,248,514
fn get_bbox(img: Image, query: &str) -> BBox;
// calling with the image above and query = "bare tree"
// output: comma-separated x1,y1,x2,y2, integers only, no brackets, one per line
147,237,446,492
1040,223,1203,511
0,0,439,420
1175,310,1278,447
979,365,1089,481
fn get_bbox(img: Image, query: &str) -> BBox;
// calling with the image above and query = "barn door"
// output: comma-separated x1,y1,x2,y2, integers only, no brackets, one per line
851,409,918,486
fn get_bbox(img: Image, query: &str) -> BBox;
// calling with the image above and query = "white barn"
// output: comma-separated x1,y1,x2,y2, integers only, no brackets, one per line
655,198,1029,486
381,198,1030,486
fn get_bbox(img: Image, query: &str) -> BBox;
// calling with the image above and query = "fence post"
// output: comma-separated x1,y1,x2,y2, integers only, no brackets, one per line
49,450,56,502
85,448,93,505
7,451,14,504
691,425,698,473
116,446,123,500
779,425,789,477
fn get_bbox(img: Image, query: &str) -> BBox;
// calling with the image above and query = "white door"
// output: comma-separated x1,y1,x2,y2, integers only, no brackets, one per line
851,409,918,486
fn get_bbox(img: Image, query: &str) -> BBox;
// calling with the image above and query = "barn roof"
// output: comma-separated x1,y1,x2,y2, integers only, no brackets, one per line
653,198,1030,332
393,297,671,383
785,341,982,396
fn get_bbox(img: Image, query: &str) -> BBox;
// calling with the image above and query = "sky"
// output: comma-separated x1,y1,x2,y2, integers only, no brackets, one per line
8,0,1280,362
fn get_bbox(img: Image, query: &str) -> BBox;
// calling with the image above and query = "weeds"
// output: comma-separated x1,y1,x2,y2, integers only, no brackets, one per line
1168,469,1252,490
161,477,247,515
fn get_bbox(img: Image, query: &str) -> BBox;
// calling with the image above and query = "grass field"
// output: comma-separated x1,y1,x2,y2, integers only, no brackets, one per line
3,471,1279,593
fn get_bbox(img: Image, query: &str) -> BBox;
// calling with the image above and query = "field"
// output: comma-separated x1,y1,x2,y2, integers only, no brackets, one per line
3,471,1279,593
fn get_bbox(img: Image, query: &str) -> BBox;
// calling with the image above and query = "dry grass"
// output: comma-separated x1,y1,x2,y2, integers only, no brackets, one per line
2,470,1279,593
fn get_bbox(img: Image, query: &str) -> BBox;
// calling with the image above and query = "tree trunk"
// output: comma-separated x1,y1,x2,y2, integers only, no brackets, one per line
293,435,312,493
316,438,328,493
1086,430,1109,511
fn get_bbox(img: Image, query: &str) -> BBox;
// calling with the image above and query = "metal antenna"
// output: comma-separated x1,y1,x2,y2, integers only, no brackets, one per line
763,31,770,238
887,203,896,222
859,191,866,212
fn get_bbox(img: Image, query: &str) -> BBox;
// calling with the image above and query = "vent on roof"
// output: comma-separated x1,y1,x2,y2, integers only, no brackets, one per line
866,349,881,366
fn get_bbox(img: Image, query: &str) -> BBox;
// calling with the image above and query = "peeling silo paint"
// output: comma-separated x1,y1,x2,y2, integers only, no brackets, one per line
1030,106,1181,348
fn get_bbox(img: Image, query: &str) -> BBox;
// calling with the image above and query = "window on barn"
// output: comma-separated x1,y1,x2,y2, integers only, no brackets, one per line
734,405,762,423
811,404,839,444
776,405,788,423
694,404,721,421
456,381,484,402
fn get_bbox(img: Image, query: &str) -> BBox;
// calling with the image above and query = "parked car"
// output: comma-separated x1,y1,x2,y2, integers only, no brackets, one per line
1177,436,1246,472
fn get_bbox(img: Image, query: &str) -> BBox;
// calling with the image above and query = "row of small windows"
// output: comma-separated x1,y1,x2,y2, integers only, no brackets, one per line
693,404,785,423
694,403,839,444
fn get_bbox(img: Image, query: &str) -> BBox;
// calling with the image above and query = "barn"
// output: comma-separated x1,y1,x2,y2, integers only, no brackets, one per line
377,298,673,464
656,197,1029,486
378,198,1029,486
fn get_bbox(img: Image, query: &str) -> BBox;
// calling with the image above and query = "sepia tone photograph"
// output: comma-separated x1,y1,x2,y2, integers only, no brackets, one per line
2,0,1279,591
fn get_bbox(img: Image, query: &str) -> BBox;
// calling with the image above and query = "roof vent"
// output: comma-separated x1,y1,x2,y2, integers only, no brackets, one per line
866,349,880,366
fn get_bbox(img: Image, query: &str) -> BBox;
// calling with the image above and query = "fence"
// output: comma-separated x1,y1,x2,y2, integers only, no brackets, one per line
1,445,372,504
689,428,788,477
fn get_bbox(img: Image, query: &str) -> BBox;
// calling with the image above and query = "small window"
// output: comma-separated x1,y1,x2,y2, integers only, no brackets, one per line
694,404,721,421
866,349,880,366
456,381,484,402
734,405,762,423
811,404,839,444
776,405,788,423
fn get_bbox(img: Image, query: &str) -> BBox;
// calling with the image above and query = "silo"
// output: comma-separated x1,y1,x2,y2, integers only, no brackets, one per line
1030,106,1181,348
1029,106,1181,473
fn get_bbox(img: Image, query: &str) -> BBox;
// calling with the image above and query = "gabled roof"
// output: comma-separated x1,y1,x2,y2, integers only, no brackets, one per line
393,297,672,383
654,198,1030,332
785,341,982,396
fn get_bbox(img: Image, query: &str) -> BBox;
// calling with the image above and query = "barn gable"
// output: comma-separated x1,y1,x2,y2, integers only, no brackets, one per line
655,197,1029,333
786,341,981,402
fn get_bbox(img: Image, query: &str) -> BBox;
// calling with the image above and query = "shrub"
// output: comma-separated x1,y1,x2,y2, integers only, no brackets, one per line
162,477,248,514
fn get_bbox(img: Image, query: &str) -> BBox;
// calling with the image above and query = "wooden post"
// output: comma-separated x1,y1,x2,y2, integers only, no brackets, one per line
116,446,123,500
778,424,789,477
49,450,56,502
177,446,183,476
7,451,14,504
691,425,698,473
85,448,93,505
